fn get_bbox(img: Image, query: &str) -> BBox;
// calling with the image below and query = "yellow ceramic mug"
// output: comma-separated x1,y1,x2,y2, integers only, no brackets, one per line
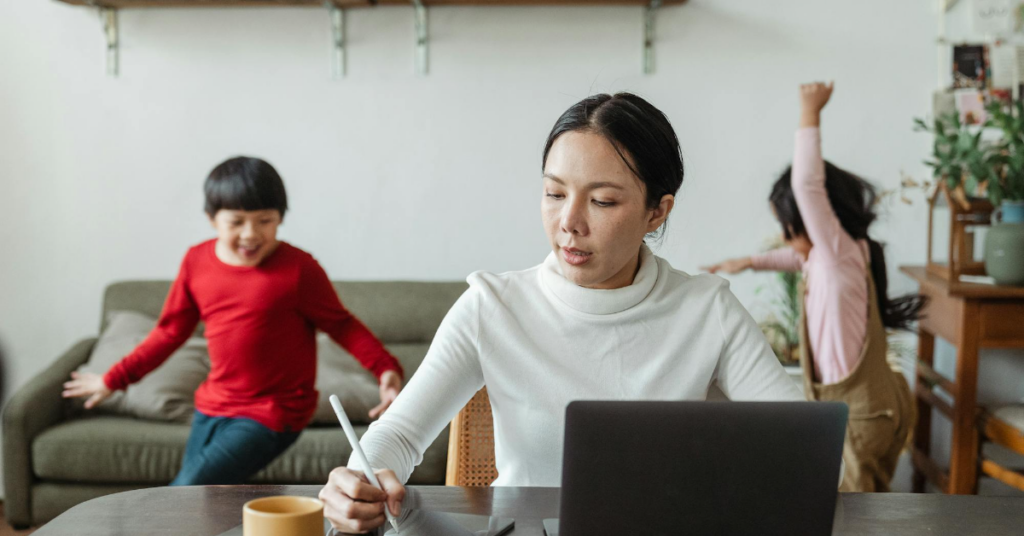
243,496,324,536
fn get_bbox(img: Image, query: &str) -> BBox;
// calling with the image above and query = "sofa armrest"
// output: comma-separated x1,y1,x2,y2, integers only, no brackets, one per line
3,338,96,528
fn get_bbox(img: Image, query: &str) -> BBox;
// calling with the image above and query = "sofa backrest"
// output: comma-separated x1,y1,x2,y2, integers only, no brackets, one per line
101,279,468,346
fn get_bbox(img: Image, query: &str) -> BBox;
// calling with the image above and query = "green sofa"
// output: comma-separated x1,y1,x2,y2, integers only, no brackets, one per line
2,280,468,528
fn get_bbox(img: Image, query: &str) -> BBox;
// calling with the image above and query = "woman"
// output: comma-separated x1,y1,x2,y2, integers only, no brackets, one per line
320,93,803,533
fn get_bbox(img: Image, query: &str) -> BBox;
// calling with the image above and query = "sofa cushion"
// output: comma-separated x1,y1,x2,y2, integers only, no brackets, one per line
32,416,448,485
33,417,187,483
75,311,210,423
325,282,468,343
312,336,431,425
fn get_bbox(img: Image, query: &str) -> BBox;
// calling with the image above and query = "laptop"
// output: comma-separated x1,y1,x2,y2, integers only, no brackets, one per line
545,401,847,536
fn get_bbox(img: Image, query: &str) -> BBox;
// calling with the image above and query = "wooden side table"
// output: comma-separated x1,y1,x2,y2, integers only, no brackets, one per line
901,266,1024,494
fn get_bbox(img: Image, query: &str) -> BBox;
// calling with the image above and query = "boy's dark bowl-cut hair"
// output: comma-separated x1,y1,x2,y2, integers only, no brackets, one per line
204,156,288,219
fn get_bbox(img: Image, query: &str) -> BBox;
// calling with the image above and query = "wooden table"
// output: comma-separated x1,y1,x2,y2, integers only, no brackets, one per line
31,485,1024,535
900,266,1024,495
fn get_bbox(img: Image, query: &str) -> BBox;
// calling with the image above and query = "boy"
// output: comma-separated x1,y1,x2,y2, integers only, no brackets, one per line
63,156,403,485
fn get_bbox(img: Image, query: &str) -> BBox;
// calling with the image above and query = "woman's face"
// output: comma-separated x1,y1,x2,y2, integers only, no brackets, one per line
542,131,673,290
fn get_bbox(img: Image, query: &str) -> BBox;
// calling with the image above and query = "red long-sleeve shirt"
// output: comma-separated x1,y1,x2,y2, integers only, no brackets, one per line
103,240,403,432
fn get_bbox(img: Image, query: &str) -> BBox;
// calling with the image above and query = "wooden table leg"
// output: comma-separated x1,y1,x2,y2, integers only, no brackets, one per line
949,302,981,495
913,329,936,493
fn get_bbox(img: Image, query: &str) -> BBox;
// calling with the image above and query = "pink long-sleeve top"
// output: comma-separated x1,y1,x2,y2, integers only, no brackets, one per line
751,127,870,385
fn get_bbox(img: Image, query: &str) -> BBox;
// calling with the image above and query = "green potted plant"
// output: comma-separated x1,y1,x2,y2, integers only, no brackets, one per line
982,100,1024,285
913,111,995,204
913,106,1024,285
912,112,997,282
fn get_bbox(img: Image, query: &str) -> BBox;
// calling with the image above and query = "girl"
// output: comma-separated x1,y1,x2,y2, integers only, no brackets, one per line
318,93,805,533
704,82,925,492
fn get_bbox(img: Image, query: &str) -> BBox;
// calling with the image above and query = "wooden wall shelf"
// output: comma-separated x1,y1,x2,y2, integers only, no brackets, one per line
56,0,686,8
53,0,686,77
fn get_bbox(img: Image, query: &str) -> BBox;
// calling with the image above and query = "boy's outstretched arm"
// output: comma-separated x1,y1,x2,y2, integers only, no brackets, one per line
298,257,404,417
64,256,200,407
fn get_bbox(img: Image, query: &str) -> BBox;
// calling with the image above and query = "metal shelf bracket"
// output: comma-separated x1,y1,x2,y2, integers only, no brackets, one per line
643,0,661,75
326,1,346,79
412,0,429,76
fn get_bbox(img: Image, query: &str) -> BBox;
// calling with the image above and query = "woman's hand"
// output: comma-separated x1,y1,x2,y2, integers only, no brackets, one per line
61,371,113,409
700,257,753,275
369,370,402,419
320,467,405,534
799,81,833,128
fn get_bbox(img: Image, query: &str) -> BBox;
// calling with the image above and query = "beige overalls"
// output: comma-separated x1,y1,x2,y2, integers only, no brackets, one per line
799,274,915,492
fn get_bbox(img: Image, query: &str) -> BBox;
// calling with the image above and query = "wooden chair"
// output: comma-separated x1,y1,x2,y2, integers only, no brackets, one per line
445,388,499,486
976,404,1024,492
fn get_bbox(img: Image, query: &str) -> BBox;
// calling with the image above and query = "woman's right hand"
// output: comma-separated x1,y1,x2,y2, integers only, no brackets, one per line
320,467,405,534
61,371,113,409
700,257,753,275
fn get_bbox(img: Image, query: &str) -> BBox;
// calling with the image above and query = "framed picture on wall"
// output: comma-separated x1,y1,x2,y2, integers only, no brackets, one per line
953,44,988,89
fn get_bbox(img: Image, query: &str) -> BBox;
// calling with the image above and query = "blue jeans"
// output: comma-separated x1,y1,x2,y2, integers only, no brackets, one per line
170,411,300,486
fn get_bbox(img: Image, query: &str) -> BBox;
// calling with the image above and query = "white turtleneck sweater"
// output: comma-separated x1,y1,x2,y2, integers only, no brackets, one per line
351,246,803,486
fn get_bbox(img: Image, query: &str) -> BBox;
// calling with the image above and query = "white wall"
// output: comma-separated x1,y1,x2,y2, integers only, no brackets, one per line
0,0,1020,494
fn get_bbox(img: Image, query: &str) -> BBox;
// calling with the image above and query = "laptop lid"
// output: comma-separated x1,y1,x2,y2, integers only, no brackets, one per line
557,401,847,536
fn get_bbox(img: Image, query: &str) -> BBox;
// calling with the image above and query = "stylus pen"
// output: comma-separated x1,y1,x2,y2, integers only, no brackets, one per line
329,394,400,534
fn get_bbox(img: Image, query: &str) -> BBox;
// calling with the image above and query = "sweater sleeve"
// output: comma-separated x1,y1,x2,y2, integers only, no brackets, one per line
298,256,403,381
750,247,804,272
348,286,484,484
791,127,846,262
711,280,803,402
103,254,201,391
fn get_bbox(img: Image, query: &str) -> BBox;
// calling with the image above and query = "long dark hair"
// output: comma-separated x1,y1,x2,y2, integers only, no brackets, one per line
542,93,684,238
769,161,926,330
